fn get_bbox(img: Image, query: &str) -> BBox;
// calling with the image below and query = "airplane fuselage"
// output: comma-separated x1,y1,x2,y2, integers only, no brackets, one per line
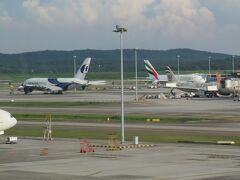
18,77,88,94
0,109,17,135
174,74,207,84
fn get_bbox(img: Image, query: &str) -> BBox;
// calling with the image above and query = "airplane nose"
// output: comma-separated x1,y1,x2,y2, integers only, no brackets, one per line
9,117,17,128
18,86,24,91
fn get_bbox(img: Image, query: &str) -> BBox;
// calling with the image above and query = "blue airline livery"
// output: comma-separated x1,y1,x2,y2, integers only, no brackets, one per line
18,57,105,94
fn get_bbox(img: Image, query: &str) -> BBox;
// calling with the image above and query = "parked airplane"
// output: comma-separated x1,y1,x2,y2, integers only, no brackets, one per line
144,60,207,88
165,66,207,84
165,66,218,97
18,57,105,94
0,109,17,135
144,60,168,85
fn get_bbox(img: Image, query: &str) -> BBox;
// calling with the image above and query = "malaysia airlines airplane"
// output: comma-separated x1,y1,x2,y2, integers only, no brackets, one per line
18,57,105,94
0,109,17,135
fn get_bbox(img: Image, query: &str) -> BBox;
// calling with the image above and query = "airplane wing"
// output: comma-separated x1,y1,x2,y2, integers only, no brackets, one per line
166,86,203,98
88,80,106,85
168,82,218,93
171,86,202,93
70,79,106,86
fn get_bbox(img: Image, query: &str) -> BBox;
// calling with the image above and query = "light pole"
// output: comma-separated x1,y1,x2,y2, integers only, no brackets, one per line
113,25,127,144
134,48,138,101
73,56,77,75
73,56,77,92
177,55,180,81
208,56,211,74
232,55,235,74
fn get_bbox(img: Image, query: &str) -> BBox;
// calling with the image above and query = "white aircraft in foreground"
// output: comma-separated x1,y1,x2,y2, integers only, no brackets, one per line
18,57,105,94
0,109,17,135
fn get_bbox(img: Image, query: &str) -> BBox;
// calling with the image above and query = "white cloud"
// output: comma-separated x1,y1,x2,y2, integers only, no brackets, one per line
22,0,55,23
0,13,13,25
108,0,216,39
22,0,98,25
1,0,240,54
54,0,97,25
1,15,12,22
159,1,214,37
20,0,216,37
109,0,154,25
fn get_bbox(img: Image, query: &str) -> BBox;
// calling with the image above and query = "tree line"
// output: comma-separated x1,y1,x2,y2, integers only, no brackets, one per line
0,48,237,73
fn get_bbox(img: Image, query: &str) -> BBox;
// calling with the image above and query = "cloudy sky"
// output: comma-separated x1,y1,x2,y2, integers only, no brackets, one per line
0,0,240,54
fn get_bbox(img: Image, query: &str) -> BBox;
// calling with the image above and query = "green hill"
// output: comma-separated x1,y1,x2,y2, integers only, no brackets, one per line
0,49,235,73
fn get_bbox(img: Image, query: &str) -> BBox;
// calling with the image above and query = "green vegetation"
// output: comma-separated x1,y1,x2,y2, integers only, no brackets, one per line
13,113,113,122
0,71,149,84
5,126,240,145
1,101,213,123
0,49,236,75
0,101,116,108
0,101,237,123
10,111,231,123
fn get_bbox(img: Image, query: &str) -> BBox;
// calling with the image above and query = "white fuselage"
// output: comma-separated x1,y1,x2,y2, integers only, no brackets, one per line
0,109,17,135
18,77,88,93
148,74,207,87
175,74,207,84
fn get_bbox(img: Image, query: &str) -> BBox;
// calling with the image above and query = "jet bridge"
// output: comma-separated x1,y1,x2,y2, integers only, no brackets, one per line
218,78,240,100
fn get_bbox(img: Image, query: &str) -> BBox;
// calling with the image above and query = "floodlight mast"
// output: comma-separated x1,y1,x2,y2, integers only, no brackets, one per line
134,48,138,101
73,56,77,76
232,55,235,74
113,25,127,144
208,56,211,74
177,55,180,81
73,56,77,92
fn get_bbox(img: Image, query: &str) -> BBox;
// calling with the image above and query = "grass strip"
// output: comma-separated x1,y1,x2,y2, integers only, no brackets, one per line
0,101,116,108
5,126,240,145
13,112,237,123
12,112,214,123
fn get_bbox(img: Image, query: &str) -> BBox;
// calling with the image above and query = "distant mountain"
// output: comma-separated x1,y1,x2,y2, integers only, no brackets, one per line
0,49,235,73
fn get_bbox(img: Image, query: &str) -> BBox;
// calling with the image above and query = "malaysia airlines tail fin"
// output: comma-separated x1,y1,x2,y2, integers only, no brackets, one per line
165,66,176,82
74,57,91,80
144,60,159,81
